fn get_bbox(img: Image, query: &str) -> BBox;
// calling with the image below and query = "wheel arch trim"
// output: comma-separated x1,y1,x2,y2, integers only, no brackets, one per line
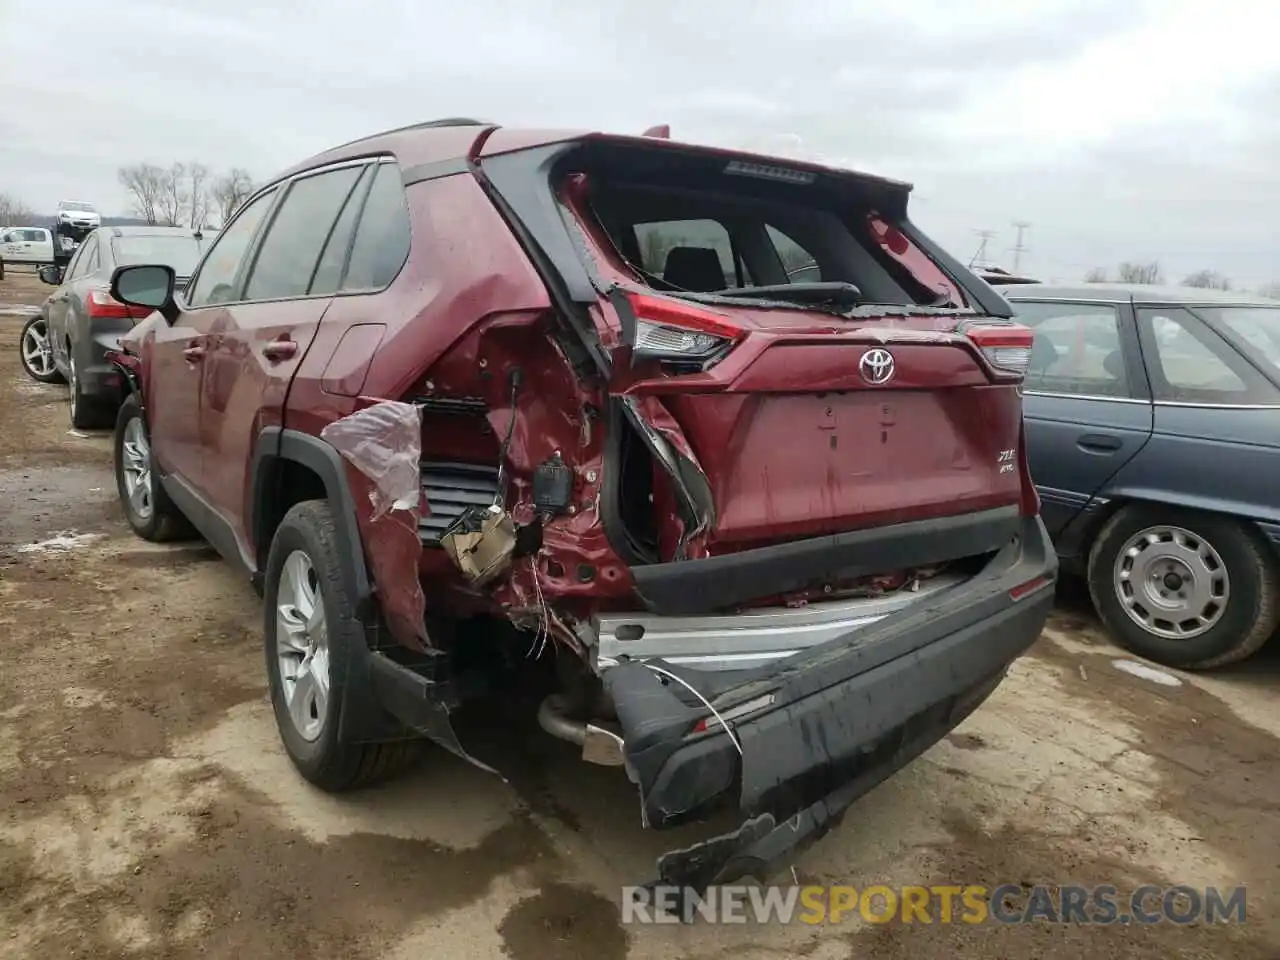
250,426,372,611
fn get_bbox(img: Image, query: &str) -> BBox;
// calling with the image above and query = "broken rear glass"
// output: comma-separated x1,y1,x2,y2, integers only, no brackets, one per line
567,143,968,311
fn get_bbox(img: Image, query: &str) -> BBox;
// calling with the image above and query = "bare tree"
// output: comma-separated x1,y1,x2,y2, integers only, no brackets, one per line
186,162,211,229
154,162,189,227
1084,267,1108,283
210,168,255,223
119,164,168,224
119,161,255,228
1116,261,1163,285
0,193,35,226
1182,269,1231,290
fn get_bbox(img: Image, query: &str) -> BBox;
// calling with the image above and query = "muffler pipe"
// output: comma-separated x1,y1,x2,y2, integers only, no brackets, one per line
537,694,625,767
538,694,586,745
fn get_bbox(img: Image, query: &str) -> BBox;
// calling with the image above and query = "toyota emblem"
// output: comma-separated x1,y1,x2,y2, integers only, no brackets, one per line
859,348,895,385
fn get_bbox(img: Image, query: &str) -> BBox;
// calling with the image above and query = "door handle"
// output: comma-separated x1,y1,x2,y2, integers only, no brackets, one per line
1077,433,1122,453
262,338,297,362
183,344,205,362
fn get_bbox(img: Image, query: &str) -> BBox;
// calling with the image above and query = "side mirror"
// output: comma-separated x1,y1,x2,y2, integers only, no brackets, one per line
110,264,178,323
38,265,63,285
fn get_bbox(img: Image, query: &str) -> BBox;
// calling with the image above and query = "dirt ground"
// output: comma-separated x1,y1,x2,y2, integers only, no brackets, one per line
1,268,1278,959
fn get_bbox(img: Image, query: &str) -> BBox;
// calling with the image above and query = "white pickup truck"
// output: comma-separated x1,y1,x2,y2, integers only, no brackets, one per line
0,227,57,266
0,223,85,278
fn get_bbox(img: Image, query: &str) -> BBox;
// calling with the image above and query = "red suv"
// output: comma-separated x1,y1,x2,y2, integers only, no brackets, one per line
106,118,1055,888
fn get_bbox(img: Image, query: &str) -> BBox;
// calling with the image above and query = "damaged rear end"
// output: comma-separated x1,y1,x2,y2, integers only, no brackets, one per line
364,132,1057,887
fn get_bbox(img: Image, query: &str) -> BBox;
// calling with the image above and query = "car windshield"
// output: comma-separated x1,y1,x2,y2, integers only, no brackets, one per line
1195,306,1280,379
112,235,207,275
63,201,96,212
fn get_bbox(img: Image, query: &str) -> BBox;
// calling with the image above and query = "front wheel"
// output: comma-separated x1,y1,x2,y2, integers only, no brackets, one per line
19,316,64,384
1088,506,1279,669
264,500,420,792
113,394,196,542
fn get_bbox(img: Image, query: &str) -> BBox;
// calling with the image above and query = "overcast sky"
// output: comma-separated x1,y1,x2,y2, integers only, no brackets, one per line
2,0,1276,287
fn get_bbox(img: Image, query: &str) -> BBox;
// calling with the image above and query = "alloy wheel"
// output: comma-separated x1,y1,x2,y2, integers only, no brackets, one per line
21,320,55,378
68,355,78,422
120,417,154,521
275,550,331,742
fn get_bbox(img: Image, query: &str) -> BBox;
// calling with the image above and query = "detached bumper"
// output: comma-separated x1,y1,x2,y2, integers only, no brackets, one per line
80,329,132,401
603,515,1057,888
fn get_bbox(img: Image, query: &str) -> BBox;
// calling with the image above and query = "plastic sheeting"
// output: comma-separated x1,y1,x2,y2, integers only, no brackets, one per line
320,400,424,520
320,401,429,647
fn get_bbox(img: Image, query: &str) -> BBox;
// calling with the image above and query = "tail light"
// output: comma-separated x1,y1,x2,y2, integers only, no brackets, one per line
87,288,147,321
962,321,1034,378
1009,574,1053,601
623,292,744,365
688,693,776,736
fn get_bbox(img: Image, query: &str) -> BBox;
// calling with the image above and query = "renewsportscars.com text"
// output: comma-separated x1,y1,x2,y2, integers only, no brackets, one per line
621,883,1247,926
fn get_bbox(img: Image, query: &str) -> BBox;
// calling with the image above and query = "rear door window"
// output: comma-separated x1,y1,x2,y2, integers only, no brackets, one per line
61,242,87,279
1137,307,1280,404
340,162,412,292
68,236,98,280
1010,301,1132,398
309,165,374,295
244,165,366,301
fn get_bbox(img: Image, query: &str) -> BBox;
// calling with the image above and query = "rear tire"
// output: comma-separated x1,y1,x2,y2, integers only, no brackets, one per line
1088,505,1279,669
68,352,115,430
19,316,64,384
264,500,420,792
113,394,197,542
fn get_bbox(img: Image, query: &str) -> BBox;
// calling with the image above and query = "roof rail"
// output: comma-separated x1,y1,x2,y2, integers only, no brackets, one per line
419,117,491,128
324,117,495,154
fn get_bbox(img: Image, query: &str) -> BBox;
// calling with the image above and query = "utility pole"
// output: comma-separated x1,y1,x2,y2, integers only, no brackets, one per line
969,229,996,268
1011,221,1031,273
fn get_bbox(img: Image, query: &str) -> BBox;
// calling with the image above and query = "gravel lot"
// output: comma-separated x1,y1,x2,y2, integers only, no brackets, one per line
2,269,1278,959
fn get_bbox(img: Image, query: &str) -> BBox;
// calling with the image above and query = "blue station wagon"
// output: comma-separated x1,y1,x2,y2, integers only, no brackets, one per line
1002,283,1280,669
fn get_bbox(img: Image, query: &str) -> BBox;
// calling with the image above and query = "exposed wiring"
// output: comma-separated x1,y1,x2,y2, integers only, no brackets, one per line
493,368,522,506
641,662,743,756
525,555,551,660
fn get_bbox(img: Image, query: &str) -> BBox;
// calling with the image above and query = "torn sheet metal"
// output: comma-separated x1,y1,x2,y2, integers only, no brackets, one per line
320,401,429,647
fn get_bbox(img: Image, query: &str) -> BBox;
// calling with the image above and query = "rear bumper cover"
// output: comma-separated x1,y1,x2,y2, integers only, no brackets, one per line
79,329,132,400
365,513,1056,889
604,514,1056,887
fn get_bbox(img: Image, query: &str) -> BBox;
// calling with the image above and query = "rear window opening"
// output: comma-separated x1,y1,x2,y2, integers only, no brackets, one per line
560,140,966,310
112,235,209,276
